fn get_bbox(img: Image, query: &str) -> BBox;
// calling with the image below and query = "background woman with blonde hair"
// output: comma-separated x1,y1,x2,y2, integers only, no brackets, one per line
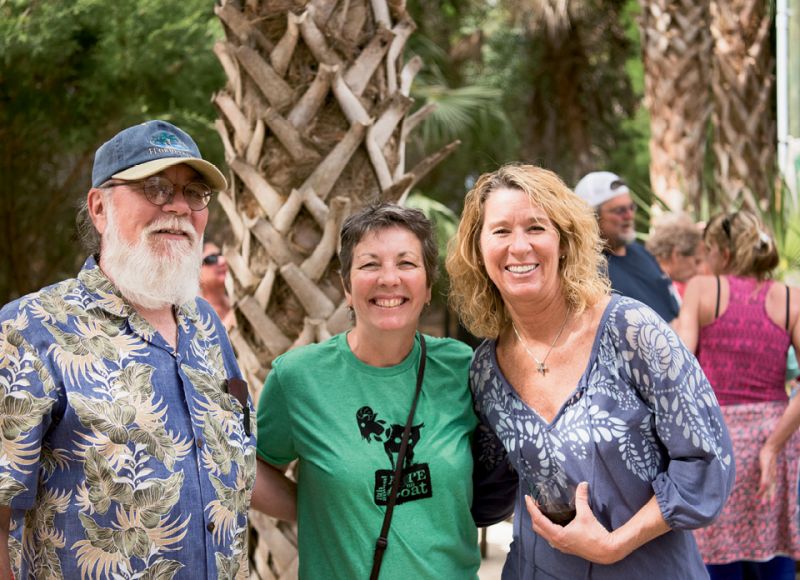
447,163,733,578
645,212,705,299
677,210,800,579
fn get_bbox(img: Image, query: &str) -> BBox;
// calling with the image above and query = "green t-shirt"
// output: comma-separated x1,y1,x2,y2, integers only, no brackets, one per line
257,333,480,580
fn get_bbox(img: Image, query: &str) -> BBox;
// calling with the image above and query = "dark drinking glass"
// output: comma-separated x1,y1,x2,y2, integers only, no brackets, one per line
528,476,577,527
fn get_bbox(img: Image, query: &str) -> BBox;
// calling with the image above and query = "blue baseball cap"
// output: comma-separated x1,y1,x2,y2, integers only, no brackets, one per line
91,120,227,191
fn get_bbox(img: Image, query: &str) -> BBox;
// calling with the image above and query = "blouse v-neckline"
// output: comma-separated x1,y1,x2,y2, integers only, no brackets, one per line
488,294,619,427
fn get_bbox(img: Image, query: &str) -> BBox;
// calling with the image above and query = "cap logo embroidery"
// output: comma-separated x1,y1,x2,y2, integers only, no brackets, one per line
149,131,191,152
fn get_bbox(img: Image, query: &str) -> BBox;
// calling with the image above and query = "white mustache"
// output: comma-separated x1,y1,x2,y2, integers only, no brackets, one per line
144,218,196,242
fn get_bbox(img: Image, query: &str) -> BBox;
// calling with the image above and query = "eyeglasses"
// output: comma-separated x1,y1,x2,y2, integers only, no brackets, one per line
603,202,636,217
203,253,223,266
105,175,214,211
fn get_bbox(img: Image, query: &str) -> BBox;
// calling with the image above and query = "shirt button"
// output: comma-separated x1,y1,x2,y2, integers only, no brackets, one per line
196,438,204,448
207,522,215,532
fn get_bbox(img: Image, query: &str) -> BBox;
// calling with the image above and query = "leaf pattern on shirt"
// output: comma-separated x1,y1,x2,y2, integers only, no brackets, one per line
0,476,26,504
22,487,71,578
73,507,188,579
83,447,134,514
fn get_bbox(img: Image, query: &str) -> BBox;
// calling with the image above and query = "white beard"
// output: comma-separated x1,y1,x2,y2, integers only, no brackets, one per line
620,229,637,245
100,201,203,310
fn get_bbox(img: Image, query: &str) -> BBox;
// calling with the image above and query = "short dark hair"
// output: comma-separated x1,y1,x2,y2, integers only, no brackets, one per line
339,203,438,292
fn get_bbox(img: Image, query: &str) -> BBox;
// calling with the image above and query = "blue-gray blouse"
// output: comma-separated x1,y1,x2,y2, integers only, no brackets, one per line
471,295,735,579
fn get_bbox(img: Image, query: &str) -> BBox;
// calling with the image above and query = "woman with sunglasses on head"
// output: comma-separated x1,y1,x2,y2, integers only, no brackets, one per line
200,241,234,329
677,210,800,579
252,203,516,580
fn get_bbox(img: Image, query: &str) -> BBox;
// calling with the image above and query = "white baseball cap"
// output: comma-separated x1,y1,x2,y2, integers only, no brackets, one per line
574,171,630,208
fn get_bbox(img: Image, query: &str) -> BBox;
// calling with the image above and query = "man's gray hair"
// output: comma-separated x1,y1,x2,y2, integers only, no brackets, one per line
75,188,109,256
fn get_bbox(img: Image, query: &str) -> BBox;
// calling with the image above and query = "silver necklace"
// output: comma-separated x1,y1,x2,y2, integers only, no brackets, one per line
511,311,570,376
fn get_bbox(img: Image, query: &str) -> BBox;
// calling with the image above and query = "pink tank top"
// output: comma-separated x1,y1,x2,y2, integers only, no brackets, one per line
697,276,791,406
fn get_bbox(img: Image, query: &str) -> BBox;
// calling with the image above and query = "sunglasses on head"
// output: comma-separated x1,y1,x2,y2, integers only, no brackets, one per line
709,212,737,241
203,253,223,266
721,213,736,239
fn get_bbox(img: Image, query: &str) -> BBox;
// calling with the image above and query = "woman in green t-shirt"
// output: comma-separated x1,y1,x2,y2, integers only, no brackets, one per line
251,203,515,579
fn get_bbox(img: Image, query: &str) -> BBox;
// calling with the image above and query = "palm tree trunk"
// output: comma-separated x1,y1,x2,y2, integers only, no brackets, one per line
212,1,454,577
639,0,712,212
710,0,775,210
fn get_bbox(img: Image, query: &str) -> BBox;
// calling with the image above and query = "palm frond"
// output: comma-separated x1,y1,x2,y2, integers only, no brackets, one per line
411,83,511,146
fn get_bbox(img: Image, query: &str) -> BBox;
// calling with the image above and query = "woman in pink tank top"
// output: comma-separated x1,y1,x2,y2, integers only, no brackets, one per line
677,210,800,580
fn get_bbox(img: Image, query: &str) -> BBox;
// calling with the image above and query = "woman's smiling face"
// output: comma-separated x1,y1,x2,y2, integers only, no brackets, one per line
479,187,562,308
345,226,431,335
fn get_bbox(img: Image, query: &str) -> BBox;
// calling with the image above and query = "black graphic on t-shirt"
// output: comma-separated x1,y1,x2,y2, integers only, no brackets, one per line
356,406,432,505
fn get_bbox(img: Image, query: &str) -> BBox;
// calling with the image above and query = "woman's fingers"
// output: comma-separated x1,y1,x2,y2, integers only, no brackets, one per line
526,495,558,537
756,448,777,500
574,481,590,514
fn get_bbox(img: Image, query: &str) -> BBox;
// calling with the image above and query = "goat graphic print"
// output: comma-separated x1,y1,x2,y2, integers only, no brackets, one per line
356,406,433,505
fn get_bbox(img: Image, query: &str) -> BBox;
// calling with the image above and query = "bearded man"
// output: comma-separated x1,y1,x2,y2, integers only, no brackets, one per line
575,171,679,323
0,121,257,578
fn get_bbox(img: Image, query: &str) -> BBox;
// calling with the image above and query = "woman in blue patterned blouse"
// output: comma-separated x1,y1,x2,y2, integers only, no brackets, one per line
446,164,735,579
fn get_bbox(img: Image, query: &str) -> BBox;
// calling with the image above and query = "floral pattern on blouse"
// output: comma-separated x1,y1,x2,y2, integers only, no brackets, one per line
471,296,733,527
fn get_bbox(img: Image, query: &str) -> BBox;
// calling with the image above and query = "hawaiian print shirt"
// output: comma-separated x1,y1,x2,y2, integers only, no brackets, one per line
0,257,256,579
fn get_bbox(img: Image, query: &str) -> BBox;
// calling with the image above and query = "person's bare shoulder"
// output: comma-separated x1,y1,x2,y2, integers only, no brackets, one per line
685,274,717,292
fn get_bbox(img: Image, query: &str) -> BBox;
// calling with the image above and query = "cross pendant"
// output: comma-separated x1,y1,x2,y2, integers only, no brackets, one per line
537,362,548,376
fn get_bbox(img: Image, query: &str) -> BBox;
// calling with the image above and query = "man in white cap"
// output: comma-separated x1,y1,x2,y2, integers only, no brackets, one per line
0,120,258,577
575,171,679,323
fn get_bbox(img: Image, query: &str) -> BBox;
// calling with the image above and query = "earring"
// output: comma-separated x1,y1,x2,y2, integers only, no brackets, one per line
560,255,565,260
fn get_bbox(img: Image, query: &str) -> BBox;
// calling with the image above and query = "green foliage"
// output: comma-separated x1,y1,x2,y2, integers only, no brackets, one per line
0,0,224,302
412,83,509,147
405,0,648,214
405,192,460,303
405,192,459,258
404,0,518,208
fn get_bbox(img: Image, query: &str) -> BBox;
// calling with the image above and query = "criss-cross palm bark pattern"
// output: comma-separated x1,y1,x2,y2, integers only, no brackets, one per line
639,0,712,212
709,0,775,209
212,1,454,577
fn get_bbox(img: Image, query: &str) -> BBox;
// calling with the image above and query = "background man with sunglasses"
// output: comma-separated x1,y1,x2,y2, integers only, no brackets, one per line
201,241,234,329
0,120,257,577
575,170,679,323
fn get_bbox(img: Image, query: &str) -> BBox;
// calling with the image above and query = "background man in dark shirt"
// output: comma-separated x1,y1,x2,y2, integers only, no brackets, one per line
575,171,679,323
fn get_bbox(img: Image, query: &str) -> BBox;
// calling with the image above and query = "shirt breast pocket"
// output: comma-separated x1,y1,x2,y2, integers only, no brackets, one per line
223,378,252,437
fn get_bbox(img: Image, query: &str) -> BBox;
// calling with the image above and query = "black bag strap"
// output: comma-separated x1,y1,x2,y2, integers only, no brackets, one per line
369,334,426,580
714,276,721,320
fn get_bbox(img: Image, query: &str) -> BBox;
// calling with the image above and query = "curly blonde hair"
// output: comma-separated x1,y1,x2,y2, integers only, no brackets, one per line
446,164,610,339
704,210,779,280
